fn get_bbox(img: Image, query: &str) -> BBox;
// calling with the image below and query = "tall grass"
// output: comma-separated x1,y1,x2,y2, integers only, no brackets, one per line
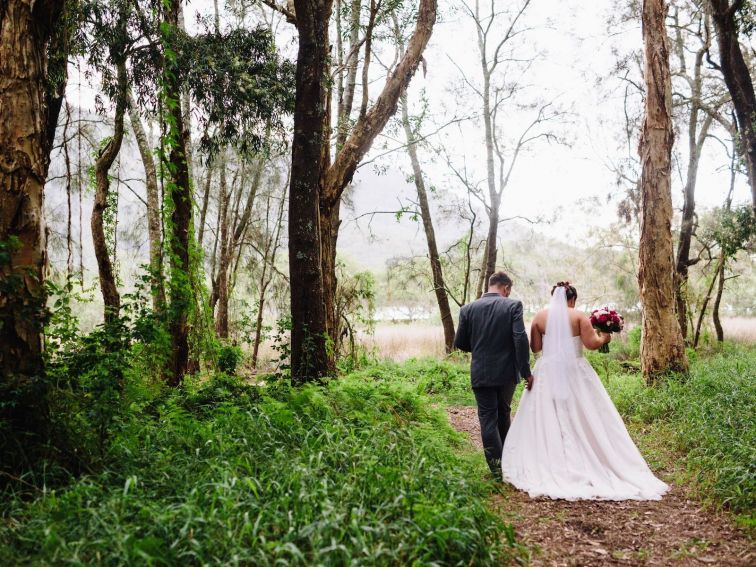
606,344,756,524
0,371,510,565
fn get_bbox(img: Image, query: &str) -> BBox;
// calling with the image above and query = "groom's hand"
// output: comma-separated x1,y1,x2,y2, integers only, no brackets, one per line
525,375,534,391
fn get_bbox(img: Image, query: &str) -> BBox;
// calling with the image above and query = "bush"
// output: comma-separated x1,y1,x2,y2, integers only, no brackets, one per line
216,343,243,374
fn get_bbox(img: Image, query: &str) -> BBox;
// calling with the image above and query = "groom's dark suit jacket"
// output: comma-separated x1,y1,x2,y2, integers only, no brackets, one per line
453,293,531,388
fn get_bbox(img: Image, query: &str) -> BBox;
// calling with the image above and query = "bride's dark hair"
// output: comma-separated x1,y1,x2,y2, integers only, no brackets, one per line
551,281,578,301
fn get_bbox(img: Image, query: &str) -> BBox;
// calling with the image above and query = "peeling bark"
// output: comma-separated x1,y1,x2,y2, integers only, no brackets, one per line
0,0,65,433
638,0,688,381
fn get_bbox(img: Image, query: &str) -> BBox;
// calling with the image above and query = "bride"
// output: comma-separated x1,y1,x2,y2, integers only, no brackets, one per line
501,282,669,501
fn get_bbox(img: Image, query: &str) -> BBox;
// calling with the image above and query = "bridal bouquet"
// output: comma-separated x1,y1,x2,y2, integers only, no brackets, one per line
590,308,624,353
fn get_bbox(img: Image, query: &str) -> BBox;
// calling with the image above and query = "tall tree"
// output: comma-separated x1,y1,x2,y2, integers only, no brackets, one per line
708,0,756,211
92,59,128,323
319,0,437,367
670,7,718,339
288,0,333,383
161,0,194,385
449,0,560,294
281,0,436,379
0,0,66,436
128,95,166,310
390,12,454,352
399,92,455,352
638,0,688,381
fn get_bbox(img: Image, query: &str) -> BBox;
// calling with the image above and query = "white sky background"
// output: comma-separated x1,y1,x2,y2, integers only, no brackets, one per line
58,0,753,272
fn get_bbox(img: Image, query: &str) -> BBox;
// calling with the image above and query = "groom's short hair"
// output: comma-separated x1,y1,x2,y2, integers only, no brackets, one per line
489,271,513,289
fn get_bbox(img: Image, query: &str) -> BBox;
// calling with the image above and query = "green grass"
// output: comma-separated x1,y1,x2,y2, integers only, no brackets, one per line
0,371,510,565
605,343,756,525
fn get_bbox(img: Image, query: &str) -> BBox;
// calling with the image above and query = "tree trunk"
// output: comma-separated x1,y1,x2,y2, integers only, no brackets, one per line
0,0,64,437
475,240,488,299
638,0,688,381
336,0,362,150
709,0,756,212
128,94,166,311
318,0,437,365
92,61,127,323
399,94,455,352
215,165,231,338
162,0,194,385
712,254,726,342
481,67,499,285
197,158,214,248
693,254,722,348
214,158,262,336
289,0,334,383
674,112,712,339
251,284,268,369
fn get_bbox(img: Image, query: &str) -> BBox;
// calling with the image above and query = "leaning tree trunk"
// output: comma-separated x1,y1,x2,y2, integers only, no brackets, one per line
0,0,65,439
638,0,688,381
709,0,756,212
92,61,127,323
128,94,166,311
674,112,711,339
399,94,455,352
162,0,194,385
289,0,334,383
712,254,726,342
318,0,437,366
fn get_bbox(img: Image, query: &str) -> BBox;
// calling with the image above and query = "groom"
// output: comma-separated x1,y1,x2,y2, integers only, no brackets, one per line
454,271,533,478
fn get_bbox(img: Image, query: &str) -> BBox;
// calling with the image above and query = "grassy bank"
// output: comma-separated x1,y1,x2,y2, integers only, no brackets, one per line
605,344,756,525
1,372,509,565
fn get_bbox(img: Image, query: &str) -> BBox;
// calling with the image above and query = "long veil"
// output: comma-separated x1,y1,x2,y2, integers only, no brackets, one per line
540,287,577,400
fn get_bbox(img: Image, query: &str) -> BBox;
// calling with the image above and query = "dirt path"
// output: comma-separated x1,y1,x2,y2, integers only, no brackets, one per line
446,406,754,566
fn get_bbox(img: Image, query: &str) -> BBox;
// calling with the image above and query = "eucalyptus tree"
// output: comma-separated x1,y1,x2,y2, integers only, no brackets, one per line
273,0,437,381
158,12,293,382
82,0,138,323
668,3,730,339
0,0,67,456
638,0,688,381
707,0,756,210
449,0,563,295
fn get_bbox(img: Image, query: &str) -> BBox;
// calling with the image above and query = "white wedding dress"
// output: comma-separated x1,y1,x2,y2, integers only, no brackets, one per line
501,288,669,501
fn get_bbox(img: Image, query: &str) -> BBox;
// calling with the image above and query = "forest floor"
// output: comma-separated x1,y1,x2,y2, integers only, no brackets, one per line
446,405,755,566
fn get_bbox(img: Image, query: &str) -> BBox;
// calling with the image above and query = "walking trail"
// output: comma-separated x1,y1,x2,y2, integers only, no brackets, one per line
446,406,754,566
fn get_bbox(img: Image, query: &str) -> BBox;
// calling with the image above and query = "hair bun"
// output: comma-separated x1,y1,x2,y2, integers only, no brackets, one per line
551,281,578,300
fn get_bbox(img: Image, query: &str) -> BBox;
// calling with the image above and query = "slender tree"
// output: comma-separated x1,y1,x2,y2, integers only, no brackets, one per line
708,0,756,211
638,0,688,381
398,93,455,351
92,60,128,323
128,95,166,310
318,0,437,362
670,7,718,339
161,0,194,385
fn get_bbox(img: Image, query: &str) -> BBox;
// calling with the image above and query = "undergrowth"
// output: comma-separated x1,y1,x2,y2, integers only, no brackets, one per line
0,371,510,565
605,343,755,525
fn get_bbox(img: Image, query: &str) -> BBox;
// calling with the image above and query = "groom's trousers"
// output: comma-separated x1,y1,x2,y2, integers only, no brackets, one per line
473,382,517,477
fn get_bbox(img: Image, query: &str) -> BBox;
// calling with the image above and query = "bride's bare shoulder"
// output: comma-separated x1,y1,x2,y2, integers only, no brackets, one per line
532,309,548,331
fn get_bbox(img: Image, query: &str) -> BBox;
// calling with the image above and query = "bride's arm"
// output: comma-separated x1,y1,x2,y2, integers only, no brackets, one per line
579,314,611,350
530,315,543,353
